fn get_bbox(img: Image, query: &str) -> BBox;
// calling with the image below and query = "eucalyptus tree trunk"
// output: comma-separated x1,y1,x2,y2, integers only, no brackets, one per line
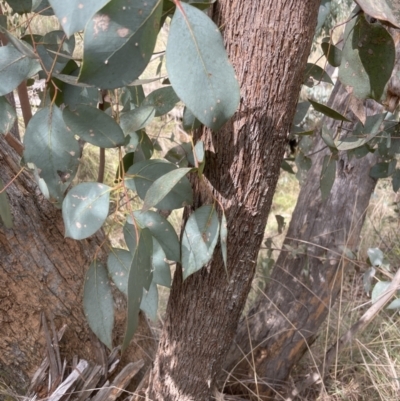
225,82,383,399
0,134,154,395
147,1,320,400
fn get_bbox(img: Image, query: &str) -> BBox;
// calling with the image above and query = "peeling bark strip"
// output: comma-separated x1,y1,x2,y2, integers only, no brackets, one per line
227,83,383,398
147,1,320,400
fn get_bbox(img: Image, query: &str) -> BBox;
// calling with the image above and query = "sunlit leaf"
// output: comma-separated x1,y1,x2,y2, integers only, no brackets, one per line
354,0,400,29
371,281,391,304
107,247,132,295
368,247,384,266
181,205,219,280
63,104,125,148
62,182,111,240
387,298,400,309
78,0,162,89
166,2,239,130
339,13,395,101
48,0,111,37
83,261,114,350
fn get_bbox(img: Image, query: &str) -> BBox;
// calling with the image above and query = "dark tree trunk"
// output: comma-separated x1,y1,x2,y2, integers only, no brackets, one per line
0,134,155,395
225,82,384,399
147,1,320,400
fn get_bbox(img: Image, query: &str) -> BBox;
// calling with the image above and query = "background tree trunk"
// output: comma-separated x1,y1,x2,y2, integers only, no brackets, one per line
0,134,155,395
225,82,383,399
147,1,320,400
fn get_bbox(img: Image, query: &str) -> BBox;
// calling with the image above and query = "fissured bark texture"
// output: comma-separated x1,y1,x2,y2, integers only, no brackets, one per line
0,135,154,394
147,1,320,400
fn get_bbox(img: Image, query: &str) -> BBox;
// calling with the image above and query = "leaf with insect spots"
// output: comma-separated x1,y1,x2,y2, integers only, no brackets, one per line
126,159,193,211
48,0,111,37
142,86,180,117
181,205,220,280
62,182,111,240
23,105,80,206
83,261,114,350
339,13,395,102
63,104,125,148
131,211,180,261
166,2,240,130
78,0,162,89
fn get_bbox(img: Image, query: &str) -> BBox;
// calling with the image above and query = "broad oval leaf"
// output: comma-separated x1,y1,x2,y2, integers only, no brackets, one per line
83,261,114,350
35,30,75,74
166,2,240,130
0,96,17,135
367,247,384,266
126,159,193,210
107,247,132,295
48,0,112,37
23,106,80,204
371,281,391,304
308,98,350,121
120,106,156,135
123,227,153,351
0,45,41,96
339,14,395,101
62,182,111,240
293,101,310,126
63,104,125,148
181,205,220,280
78,0,162,89
142,86,180,117
387,298,400,310
354,0,400,29
143,167,193,212
132,210,180,261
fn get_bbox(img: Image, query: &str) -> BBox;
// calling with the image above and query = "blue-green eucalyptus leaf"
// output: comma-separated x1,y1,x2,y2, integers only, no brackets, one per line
83,261,114,350
181,205,219,280
23,106,80,205
166,2,239,130
63,104,125,148
62,182,111,240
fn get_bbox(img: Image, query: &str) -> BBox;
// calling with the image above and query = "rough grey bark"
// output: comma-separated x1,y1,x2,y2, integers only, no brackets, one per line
147,1,321,400
0,134,155,396
225,81,384,399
